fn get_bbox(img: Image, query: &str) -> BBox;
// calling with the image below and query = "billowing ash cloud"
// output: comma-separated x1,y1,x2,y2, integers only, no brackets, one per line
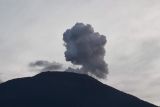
29,60,63,72
63,23,108,78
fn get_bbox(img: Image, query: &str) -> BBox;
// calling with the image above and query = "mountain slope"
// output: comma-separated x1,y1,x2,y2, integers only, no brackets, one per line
0,71,158,107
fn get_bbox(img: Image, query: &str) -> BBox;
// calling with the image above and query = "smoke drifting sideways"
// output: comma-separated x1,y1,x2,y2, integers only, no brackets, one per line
63,23,108,78
29,60,63,72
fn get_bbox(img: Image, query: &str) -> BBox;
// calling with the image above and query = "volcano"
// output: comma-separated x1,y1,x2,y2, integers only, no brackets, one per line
0,71,157,107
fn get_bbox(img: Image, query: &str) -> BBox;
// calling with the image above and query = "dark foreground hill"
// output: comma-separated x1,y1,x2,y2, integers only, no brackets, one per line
0,71,158,107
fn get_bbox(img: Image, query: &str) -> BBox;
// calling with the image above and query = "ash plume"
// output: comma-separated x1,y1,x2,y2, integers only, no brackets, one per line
63,23,108,78
29,60,63,72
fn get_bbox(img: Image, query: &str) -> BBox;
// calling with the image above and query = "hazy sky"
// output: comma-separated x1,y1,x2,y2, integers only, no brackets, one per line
0,0,160,105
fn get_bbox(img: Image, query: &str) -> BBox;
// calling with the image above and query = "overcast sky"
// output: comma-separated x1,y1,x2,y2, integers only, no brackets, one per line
0,0,160,105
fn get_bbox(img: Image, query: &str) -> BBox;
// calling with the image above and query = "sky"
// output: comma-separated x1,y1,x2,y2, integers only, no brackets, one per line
0,0,160,105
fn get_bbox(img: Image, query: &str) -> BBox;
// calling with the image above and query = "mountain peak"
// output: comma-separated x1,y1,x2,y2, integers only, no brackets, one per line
0,71,158,107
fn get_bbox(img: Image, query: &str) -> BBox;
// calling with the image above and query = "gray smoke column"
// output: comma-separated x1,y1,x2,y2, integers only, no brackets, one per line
63,23,108,78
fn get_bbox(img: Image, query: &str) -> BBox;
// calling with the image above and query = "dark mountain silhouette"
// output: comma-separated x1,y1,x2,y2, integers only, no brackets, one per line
0,71,158,107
